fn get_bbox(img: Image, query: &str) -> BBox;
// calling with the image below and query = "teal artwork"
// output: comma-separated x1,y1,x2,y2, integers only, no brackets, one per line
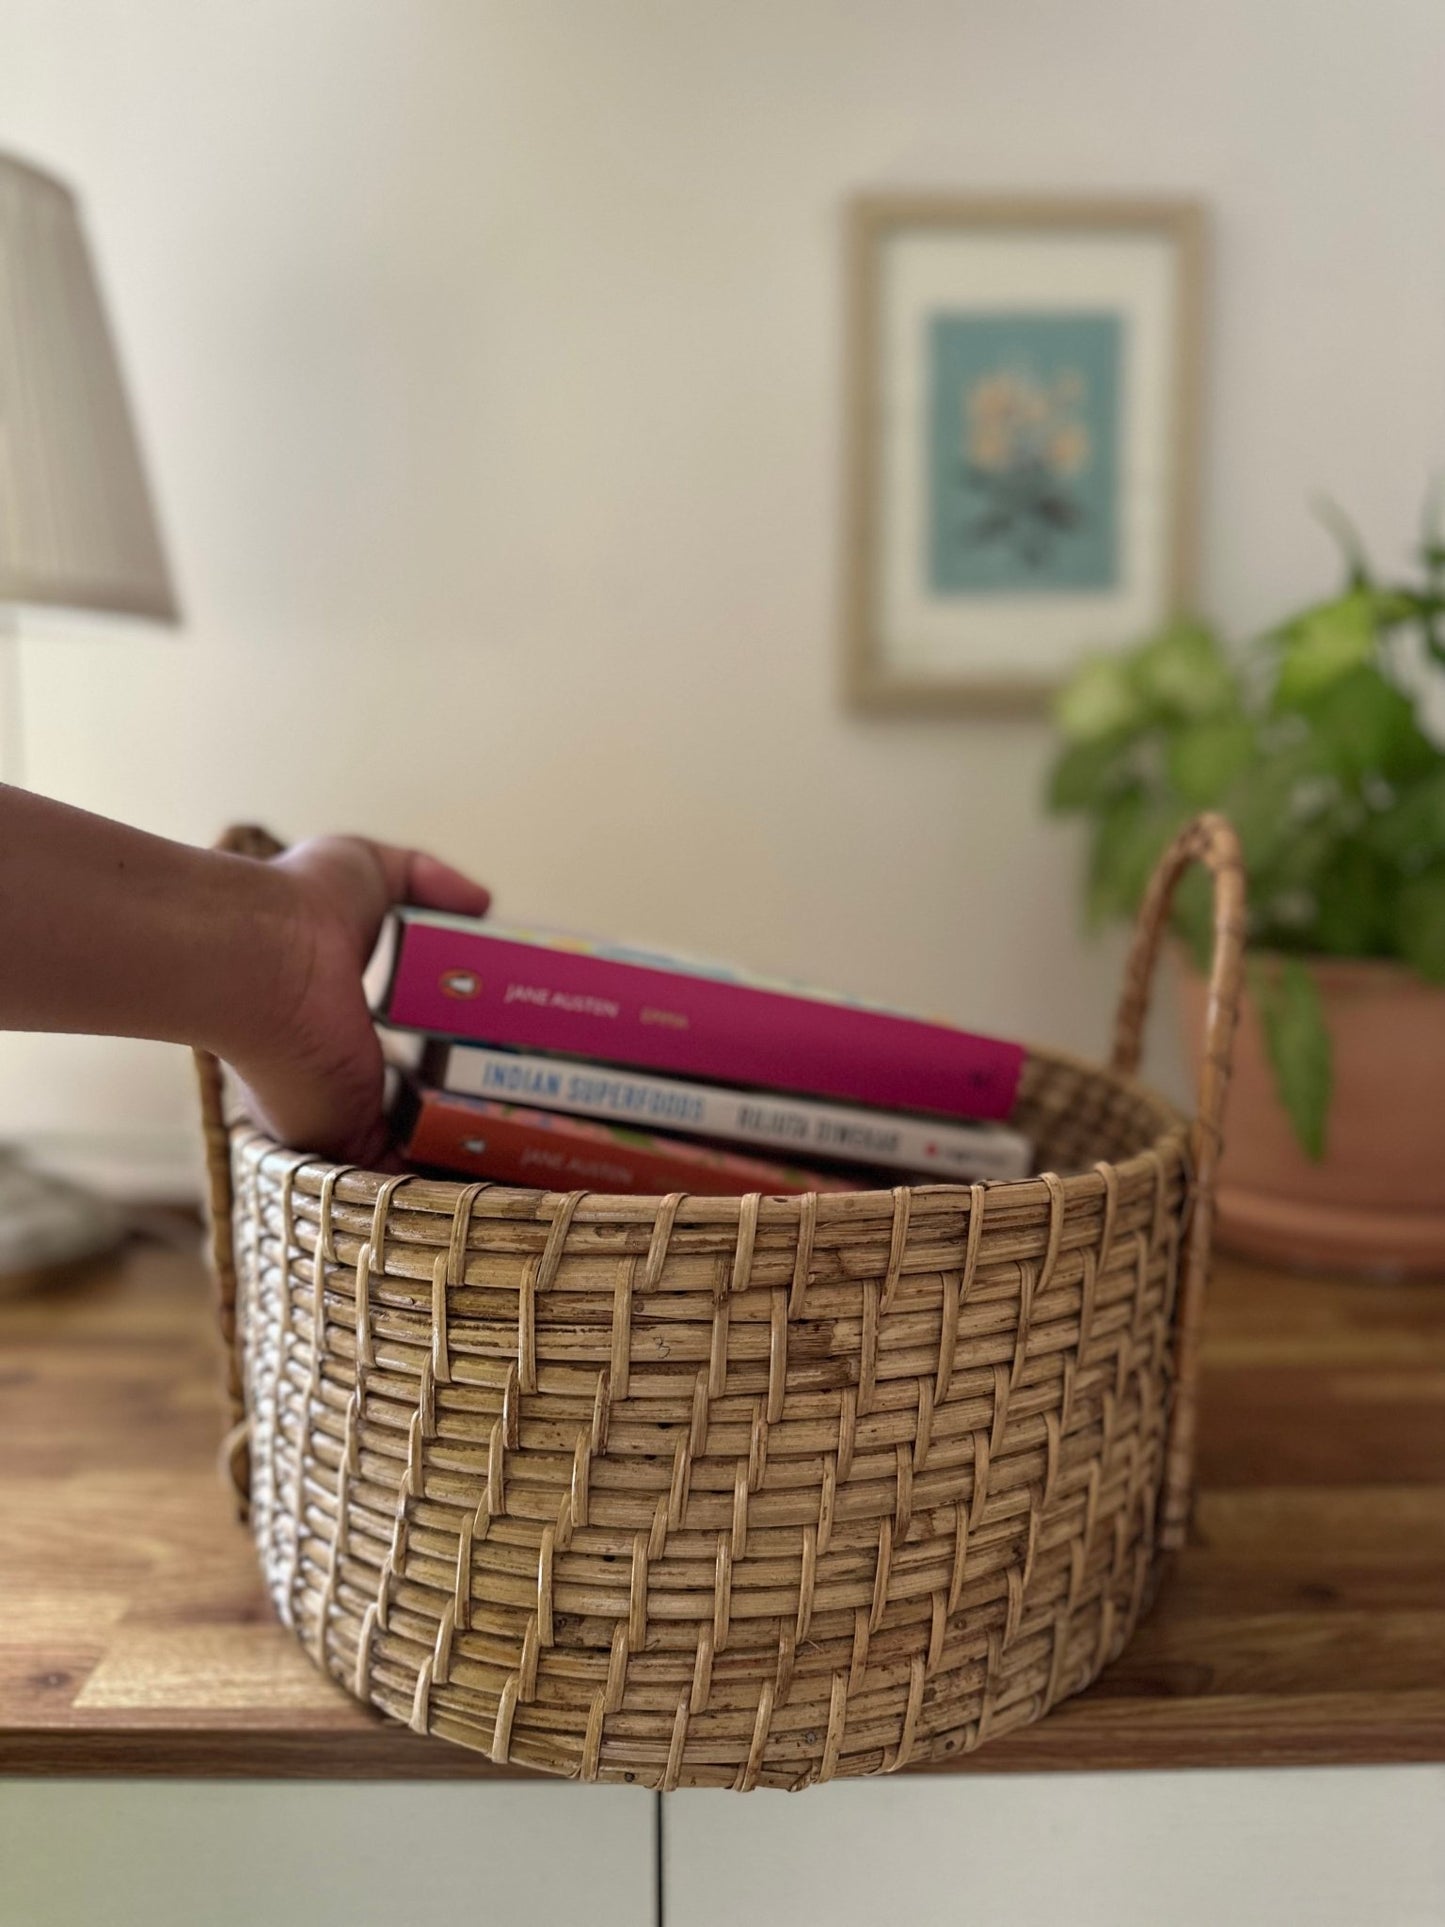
927,311,1122,594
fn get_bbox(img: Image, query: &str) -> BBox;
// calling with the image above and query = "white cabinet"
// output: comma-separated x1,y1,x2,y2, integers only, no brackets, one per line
665,1766,1445,1927
7,1766,1443,1926
0,1781,655,1927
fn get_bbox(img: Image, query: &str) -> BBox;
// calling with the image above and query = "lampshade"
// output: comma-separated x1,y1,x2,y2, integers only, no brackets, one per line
0,151,177,622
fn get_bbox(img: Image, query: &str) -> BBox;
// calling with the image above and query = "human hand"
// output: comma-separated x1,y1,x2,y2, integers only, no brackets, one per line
230,836,489,1166
0,789,488,1166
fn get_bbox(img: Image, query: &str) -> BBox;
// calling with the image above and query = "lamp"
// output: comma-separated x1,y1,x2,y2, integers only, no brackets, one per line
0,149,178,770
0,149,179,1278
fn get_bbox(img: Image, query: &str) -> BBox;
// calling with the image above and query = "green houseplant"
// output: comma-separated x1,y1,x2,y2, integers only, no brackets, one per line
1048,510,1445,1272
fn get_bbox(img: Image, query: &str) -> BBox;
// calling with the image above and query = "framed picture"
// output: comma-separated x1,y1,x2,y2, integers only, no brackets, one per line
843,195,1204,713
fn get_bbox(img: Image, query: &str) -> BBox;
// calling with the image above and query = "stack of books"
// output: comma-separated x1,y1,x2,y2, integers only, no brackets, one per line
371,912,1032,1196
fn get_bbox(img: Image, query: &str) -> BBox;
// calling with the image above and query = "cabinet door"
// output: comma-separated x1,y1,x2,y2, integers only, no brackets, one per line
0,1780,656,1927
665,1766,1445,1927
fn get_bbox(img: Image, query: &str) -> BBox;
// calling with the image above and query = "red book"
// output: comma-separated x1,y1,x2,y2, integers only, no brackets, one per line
373,915,1025,1123
399,1089,861,1197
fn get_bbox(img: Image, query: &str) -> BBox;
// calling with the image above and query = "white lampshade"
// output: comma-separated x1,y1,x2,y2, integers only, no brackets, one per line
0,151,177,622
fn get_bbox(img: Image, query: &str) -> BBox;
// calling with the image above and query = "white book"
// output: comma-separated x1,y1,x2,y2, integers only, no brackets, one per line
423,1040,1032,1182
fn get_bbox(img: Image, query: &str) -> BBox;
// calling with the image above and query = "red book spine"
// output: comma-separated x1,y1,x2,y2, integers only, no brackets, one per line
382,921,1024,1123
400,1092,859,1197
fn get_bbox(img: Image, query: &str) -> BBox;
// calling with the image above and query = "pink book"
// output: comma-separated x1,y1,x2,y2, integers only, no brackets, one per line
372,914,1025,1124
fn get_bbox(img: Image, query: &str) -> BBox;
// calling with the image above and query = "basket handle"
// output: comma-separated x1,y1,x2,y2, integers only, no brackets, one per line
1109,811,1247,1552
193,823,287,1515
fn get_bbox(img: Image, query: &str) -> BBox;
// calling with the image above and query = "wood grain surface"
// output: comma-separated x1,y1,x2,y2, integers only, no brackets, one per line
2,1229,1442,1778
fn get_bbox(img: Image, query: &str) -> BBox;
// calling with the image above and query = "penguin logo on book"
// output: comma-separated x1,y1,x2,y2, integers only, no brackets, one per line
440,969,481,1000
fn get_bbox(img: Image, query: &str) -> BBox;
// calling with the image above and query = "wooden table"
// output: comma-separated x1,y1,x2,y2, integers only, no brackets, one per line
3,1229,1442,1779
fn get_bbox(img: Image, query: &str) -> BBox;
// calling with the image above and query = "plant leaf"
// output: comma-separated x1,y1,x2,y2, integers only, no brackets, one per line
1131,621,1238,721
1273,591,1378,705
1167,715,1256,805
1385,589,1445,623
1312,495,1374,589
1309,841,1393,955
1086,792,1186,928
1291,663,1433,783
1252,956,1332,1161
1047,734,1135,813
1055,654,1146,743
1367,767,1445,869
1395,869,1445,982
1219,735,1328,878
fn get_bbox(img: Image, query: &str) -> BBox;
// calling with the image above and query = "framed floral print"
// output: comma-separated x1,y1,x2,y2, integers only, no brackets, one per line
843,196,1204,713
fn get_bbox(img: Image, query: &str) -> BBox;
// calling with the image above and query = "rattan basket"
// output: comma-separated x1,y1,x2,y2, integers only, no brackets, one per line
196,813,1244,1790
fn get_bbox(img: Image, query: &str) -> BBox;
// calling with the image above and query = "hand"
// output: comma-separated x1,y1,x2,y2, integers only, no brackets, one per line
0,788,489,1167
231,836,489,1166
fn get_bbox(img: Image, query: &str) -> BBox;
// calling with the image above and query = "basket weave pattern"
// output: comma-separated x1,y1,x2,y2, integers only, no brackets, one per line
199,815,1244,1789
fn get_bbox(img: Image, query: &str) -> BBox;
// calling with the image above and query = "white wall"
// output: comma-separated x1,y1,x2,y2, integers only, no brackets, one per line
1,0,1443,1185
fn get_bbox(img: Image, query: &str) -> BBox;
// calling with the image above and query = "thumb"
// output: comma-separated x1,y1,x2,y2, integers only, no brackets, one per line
367,843,491,918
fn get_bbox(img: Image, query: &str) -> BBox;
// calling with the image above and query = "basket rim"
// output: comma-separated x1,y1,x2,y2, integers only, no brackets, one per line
223,1039,1191,1227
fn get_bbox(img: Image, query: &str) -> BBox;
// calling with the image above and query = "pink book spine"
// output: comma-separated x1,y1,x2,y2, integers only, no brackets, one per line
383,922,1024,1122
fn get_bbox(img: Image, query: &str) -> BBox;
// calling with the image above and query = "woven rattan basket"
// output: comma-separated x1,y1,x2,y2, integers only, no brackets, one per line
196,814,1245,1790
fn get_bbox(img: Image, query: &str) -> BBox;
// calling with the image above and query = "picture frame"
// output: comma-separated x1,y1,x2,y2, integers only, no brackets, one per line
843,194,1204,715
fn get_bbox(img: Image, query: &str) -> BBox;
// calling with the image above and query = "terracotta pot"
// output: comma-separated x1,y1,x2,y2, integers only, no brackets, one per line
1176,951,1445,1277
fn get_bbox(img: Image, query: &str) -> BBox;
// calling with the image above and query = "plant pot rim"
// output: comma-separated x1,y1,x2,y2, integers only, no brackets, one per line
1170,941,1441,995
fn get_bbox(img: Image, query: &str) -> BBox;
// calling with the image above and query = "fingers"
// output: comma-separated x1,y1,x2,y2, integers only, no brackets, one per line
236,832,488,1167
405,850,492,917
369,843,491,918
